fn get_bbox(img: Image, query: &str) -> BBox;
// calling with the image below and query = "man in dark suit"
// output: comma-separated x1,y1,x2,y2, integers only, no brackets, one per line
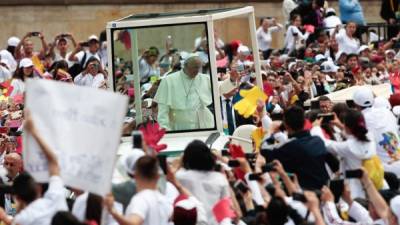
262,106,329,190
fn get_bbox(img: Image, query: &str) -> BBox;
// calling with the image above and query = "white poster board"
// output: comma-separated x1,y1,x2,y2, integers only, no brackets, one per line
24,79,128,196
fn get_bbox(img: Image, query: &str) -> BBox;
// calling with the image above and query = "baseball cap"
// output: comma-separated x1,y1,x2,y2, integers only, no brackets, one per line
335,51,347,61
315,54,327,62
385,49,396,55
120,150,145,176
7,37,20,47
321,61,338,73
88,35,99,42
19,58,33,68
353,86,374,107
326,8,336,14
288,62,296,71
357,45,370,55
390,195,400,222
237,45,250,56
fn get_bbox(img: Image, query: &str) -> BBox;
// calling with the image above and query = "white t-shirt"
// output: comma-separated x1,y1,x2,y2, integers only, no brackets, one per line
312,126,376,198
176,169,230,225
335,29,360,54
13,176,68,225
256,25,282,51
54,52,73,68
72,192,121,225
0,50,17,73
10,79,25,97
284,26,309,53
74,73,105,88
323,16,342,36
0,65,11,82
125,189,172,225
362,106,400,163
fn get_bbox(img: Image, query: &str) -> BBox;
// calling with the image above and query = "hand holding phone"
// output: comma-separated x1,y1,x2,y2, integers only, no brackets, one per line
345,169,363,179
228,160,240,168
317,113,335,124
234,180,249,193
292,192,307,203
30,32,40,37
262,162,277,173
248,173,263,181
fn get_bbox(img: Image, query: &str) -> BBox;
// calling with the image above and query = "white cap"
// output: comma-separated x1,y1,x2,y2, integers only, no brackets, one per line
326,8,336,14
237,45,250,56
315,54,327,62
120,150,145,176
357,45,370,54
390,195,400,221
353,86,374,107
288,62,296,71
88,35,99,42
19,58,33,68
335,51,347,61
7,37,20,47
321,61,338,73
385,49,396,55
175,197,197,210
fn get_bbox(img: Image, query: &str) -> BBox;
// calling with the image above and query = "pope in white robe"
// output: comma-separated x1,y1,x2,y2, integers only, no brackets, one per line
154,56,214,131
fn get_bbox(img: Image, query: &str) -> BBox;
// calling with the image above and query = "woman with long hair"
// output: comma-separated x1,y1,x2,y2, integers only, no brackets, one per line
176,140,230,225
10,58,39,97
313,109,378,198
284,14,310,55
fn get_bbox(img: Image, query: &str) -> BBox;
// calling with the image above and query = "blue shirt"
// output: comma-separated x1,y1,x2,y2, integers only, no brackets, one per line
339,0,366,25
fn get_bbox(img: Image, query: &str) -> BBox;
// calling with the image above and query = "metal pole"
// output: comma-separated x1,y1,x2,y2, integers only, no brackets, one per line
207,19,223,133
248,10,263,90
129,29,143,125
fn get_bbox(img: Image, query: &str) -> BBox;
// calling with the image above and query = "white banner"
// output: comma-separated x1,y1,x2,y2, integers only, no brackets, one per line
24,79,128,196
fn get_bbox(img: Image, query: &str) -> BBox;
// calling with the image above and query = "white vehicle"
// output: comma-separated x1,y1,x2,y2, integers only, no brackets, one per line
106,6,263,155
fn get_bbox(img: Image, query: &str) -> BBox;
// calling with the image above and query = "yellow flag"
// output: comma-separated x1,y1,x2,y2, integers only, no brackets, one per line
234,86,267,118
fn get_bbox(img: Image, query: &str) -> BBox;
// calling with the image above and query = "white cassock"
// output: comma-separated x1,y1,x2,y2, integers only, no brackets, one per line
154,70,214,131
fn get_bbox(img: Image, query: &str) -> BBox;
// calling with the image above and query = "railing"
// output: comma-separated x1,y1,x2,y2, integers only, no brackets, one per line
323,23,399,43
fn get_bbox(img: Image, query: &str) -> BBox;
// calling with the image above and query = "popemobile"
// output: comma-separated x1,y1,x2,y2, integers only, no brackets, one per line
106,6,265,158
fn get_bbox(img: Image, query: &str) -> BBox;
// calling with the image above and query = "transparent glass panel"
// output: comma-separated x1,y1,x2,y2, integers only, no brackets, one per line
111,23,216,134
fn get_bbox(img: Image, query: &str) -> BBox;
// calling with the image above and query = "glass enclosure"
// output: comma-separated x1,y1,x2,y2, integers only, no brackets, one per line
111,23,217,134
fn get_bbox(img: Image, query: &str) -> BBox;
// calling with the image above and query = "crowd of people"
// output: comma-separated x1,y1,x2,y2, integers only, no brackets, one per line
1,0,400,225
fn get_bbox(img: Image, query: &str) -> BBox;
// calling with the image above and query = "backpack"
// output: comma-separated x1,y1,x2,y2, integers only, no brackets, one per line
362,155,384,189
68,52,87,79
